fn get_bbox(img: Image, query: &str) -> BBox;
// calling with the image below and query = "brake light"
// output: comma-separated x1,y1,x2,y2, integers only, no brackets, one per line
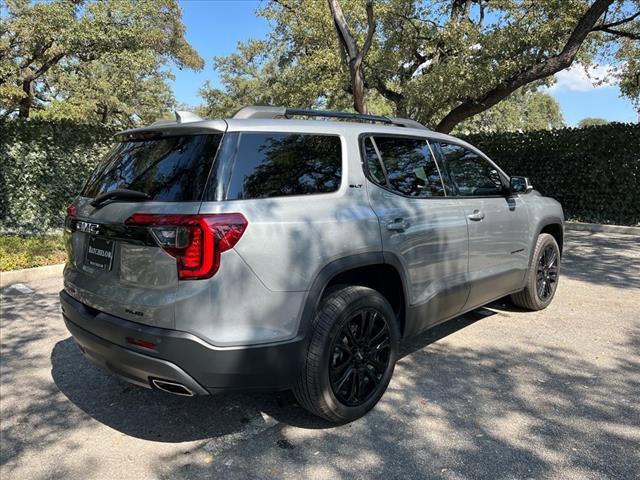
125,213,248,280
66,204,77,218
126,337,156,350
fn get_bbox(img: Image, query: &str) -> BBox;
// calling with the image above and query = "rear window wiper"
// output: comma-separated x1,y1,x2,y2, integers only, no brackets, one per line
91,189,151,209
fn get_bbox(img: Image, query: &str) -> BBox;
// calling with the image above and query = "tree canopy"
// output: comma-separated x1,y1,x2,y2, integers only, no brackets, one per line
578,117,611,126
454,90,565,134
0,0,203,126
200,0,640,132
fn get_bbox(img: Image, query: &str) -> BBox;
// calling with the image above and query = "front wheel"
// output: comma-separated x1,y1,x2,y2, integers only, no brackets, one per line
511,233,561,310
293,286,400,423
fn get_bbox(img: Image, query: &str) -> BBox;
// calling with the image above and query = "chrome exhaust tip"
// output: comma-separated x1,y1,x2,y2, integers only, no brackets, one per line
151,379,194,397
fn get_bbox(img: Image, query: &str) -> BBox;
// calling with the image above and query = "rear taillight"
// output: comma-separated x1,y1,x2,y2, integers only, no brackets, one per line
66,204,77,218
125,213,248,280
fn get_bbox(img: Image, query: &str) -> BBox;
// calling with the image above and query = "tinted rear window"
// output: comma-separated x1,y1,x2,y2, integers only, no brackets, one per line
82,134,222,202
211,132,342,200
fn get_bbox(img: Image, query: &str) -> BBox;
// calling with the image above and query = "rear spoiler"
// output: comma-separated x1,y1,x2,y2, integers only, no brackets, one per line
115,113,227,141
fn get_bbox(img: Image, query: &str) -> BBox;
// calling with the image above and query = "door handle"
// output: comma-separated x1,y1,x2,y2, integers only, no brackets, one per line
387,218,409,231
468,210,485,221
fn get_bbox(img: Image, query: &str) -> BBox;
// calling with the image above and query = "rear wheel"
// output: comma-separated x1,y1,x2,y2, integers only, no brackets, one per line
511,233,561,310
293,286,399,423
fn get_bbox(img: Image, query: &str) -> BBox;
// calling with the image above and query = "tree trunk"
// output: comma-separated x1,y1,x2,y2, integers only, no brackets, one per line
18,79,32,118
328,0,376,115
100,105,109,124
435,0,614,133
351,62,368,114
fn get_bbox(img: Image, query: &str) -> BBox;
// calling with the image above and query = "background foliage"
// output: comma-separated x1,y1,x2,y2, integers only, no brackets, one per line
199,0,639,133
1,119,638,233
464,122,640,226
0,119,115,232
0,0,203,126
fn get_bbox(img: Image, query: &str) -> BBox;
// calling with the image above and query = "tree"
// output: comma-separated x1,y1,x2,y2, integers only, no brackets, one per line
578,117,611,127
201,0,639,133
328,0,376,113
454,90,565,134
33,50,177,126
0,0,203,124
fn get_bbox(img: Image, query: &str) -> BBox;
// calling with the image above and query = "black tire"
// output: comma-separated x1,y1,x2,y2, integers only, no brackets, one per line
293,285,400,423
511,233,561,310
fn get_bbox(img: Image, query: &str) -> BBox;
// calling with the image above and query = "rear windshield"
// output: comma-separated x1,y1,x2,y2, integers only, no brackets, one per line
82,134,222,202
205,132,342,201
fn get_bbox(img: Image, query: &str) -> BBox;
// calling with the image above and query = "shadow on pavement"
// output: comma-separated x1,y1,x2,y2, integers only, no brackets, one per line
3,230,638,479
562,231,640,289
151,325,640,480
50,309,489,440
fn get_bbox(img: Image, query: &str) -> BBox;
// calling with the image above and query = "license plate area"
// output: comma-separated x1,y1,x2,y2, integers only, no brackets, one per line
85,236,115,271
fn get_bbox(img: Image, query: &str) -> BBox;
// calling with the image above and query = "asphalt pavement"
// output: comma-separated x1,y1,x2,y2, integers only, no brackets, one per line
1,230,639,479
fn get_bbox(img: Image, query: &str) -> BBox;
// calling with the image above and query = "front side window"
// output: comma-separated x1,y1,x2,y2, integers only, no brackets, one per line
364,136,445,198
223,132,342,200
436,143,505,196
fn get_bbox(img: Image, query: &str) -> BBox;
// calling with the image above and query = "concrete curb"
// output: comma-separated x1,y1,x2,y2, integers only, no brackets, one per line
1,264,64,288
565,222,640,235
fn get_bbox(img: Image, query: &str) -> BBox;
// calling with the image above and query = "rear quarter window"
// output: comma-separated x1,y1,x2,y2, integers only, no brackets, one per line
212,132,342,200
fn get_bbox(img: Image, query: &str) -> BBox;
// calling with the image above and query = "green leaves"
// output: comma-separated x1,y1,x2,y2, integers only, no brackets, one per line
454,90,566,135
1,119,637,233
0,0,203,125
463,123,640,226
201,0,639,131
0,119,116,233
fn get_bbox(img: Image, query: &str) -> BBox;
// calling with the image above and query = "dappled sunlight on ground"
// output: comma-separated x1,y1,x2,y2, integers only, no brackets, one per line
1,231,639,479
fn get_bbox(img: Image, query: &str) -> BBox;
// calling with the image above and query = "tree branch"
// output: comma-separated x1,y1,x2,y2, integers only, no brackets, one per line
328,0,359,60
593,10,640,30
270,0,294,12
596,27,639,39
327,0,376,113
361,1,376,59
435,0,615,133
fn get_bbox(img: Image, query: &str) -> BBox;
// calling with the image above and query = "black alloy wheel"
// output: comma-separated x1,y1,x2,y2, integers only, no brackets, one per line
536,244,559,301
293,285,399,422
511,233,561,311
328,308,391,407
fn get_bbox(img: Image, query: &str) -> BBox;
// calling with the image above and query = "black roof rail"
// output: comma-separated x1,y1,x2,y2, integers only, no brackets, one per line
232,106,428,130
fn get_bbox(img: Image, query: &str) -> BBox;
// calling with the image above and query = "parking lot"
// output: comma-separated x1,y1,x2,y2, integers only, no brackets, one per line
1,230,639,480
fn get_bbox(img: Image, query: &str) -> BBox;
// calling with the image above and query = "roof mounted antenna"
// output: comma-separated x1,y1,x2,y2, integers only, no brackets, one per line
174,111,203,124
232,106,429,130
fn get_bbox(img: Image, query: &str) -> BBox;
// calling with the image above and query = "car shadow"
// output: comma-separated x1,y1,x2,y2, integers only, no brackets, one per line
50,307,493,439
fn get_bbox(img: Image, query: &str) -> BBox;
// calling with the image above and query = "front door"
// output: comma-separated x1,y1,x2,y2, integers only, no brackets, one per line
362,135,469,336
432,142,530,309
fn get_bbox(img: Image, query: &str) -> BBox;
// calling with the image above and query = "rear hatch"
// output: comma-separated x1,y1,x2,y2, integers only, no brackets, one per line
64,125,225,328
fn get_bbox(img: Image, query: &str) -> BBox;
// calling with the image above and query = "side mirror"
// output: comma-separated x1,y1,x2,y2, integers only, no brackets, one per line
510,176,533,194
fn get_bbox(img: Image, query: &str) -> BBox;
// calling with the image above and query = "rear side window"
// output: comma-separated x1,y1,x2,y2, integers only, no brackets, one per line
363,137,386,185
364,136,445,197
82,134,222,202
221,132,342,200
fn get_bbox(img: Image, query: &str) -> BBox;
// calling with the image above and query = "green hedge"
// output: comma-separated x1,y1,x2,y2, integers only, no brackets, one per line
1,120,115,233
1,120,638,233
463,123,640,226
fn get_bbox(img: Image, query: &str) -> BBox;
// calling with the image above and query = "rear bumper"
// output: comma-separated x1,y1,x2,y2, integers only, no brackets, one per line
60,290,305,394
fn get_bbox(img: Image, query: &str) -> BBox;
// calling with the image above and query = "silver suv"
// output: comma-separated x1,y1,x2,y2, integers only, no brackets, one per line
61,106,564,422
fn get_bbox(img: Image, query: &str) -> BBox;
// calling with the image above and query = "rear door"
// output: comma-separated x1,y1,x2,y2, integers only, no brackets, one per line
432,142,530,308
362,134,469,336
64,130,223,328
